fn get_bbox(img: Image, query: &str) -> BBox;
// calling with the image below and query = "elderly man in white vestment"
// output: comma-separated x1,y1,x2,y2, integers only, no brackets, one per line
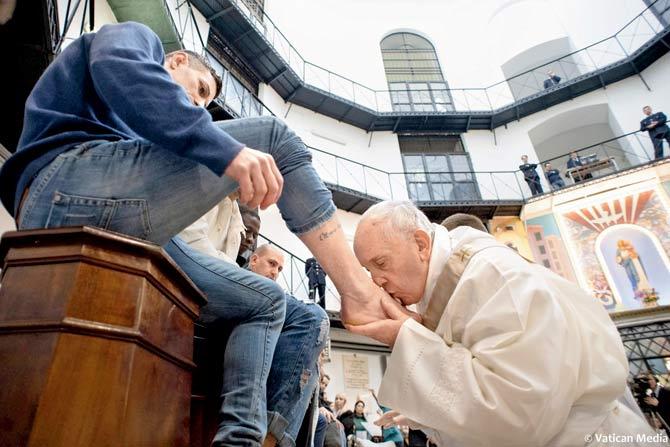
348,201,661,447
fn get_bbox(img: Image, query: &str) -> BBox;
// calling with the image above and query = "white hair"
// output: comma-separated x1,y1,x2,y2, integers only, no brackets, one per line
359,200,432,239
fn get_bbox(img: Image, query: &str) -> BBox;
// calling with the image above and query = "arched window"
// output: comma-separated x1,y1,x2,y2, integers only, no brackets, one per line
380,32,452,112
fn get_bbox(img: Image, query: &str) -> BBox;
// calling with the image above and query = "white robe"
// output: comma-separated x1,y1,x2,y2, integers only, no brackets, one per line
378,225,661,446
177,196,245,264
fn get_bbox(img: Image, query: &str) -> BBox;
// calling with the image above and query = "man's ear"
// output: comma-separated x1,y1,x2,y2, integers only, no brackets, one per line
167,52,188,69
414,229,432,262
249,253,258,267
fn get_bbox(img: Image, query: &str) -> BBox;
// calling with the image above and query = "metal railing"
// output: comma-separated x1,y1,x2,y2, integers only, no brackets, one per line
222,0,669,113
49,0,669,121
163,0,272,119
256,234,340,307
269,129,666,307
309,145,528,201
310,128,667,202
534,129,663,194
53,0,92,52
46,0,275,125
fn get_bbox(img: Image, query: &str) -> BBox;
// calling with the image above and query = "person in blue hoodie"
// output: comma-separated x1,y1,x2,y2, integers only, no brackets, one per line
1,21,388,446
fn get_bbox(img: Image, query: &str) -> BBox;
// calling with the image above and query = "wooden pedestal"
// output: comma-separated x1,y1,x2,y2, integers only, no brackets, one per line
0,227,206,447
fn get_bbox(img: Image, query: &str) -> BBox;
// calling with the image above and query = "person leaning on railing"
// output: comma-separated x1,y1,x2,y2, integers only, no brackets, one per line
543,69,561,89
519,155,544,196
640,105,670,160
544,162,566,190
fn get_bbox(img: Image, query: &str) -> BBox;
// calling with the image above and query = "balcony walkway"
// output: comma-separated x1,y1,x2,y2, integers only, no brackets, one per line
192,0,670,133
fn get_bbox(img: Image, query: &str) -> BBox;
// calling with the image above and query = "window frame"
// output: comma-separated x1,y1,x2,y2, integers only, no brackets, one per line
381,32,453,112
400,144,481,202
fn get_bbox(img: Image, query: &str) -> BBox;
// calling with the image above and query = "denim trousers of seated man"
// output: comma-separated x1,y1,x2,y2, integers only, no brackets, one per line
18,116,336,446
166,237,329,446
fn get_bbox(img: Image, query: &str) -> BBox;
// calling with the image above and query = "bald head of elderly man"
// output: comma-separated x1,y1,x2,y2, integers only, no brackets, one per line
350,200,652,447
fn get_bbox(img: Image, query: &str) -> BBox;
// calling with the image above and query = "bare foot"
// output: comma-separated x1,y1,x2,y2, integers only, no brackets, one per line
340,283,388,327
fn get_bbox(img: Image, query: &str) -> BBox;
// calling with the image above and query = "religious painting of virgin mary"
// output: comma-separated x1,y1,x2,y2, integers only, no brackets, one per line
615,240,650,293
596,225,670,309
559,188,670,312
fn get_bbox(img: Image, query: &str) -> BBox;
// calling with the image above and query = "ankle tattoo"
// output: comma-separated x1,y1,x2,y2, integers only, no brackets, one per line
318,223,341,241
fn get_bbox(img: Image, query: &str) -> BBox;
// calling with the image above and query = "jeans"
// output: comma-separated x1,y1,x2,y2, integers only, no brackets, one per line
18,116,335,244
266,293,328,446
314,414,327,447
166,237,284,445
166,238,329,446
17,116,337,446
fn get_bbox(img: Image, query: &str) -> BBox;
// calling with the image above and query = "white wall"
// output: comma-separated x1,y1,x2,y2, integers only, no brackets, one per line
254,4,670,202
533,123,625,163
490,1,569,70
260,85,404,171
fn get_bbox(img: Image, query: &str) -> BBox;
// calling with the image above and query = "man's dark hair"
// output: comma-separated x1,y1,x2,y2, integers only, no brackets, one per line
166,49,223,99
441,213,487,233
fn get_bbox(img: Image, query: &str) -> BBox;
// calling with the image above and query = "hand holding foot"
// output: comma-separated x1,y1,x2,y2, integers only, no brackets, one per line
340,282,388,327
347,293,422,346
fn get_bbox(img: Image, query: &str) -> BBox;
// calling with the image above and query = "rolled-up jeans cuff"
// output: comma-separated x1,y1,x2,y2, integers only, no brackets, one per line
287,202,336,235
267,411,295,447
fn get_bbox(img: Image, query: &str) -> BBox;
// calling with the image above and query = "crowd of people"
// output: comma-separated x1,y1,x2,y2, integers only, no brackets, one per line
314,373,415,447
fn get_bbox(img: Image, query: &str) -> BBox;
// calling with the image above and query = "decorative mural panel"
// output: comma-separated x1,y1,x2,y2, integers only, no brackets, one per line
526,186,670,312
490,216,534,261
525,214,577,283
561,189,670,311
